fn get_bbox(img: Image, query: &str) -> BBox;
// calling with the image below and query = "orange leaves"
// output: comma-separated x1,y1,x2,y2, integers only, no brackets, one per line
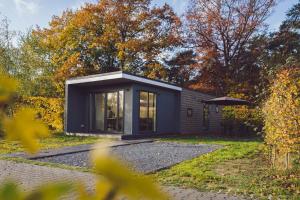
32,0,181,93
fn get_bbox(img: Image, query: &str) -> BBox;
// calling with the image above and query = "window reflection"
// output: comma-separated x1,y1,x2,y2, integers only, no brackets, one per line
92,91,124,132
139,91,156,132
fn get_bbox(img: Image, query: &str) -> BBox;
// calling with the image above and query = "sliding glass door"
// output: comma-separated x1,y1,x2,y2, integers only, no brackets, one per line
95,93,105,130
91,91,124,133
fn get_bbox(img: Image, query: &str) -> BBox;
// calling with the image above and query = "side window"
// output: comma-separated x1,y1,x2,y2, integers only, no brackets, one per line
215,105,219,113
203,104,209,130
187,108,193,118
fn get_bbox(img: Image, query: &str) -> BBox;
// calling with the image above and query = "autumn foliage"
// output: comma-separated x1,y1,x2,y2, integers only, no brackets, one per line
15,97,64,131
0,68,167,200
185,0,275,94
33,0,181,94
263,66,300,159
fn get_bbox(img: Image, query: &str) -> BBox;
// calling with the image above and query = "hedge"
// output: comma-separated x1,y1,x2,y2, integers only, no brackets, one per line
15,96,64,131
263,66,300,169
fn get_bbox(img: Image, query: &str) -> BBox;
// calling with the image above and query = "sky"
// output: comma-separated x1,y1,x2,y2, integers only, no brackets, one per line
0,0,298,33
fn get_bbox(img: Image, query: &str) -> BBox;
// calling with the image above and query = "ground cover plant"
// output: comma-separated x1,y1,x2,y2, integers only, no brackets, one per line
154,136,300,200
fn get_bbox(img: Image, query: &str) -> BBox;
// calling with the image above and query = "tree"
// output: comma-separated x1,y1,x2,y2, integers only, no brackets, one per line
16,31,58,97
254,1,300,101
33,0,182,95
163,50,197,86
0,15,17,75
263,64,300,168
185,0,275,94
263,1,300,75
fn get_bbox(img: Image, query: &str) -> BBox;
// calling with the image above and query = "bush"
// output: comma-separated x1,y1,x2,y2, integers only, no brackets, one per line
263,66,300,168
14,96,64,131
222,93,263,137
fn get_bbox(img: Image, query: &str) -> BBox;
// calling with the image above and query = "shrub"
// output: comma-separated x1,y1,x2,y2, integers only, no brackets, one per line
263,66,300,168
222,93,263,137
14,96,64,131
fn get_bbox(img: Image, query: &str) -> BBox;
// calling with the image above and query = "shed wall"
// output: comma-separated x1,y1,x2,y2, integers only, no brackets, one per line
131,83,181,135
180,89,223,134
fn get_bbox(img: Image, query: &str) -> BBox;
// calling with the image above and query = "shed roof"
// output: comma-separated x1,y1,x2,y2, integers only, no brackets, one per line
66,71,183,91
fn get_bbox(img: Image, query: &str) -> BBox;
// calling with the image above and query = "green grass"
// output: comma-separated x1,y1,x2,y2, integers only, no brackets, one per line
153,136,300,200
0,133,104,154
1,156,92,173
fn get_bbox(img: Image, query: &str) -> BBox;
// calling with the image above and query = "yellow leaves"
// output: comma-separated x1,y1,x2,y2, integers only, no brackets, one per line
13,97,63,131
32,0,181,90
90,144,169,200
263,67,300,155
0,71,167,200
0,74,18,104
3,107,50,154
0,75,50,154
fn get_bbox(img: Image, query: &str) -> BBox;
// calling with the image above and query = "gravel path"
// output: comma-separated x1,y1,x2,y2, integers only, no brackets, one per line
36,142,220,173
0,160,246,200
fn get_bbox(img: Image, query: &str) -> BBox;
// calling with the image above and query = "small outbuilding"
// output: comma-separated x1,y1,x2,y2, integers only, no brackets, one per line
65,71,223,137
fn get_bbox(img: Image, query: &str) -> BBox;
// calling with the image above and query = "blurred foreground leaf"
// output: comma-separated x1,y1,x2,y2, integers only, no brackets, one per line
0,182,73,200
3,107,50,154
0,74,18,104
91,144,169,200
0,182,24,200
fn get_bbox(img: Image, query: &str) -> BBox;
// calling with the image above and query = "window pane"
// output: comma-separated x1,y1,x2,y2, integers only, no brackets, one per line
106,92,118,131
203,104,209,129
139,91,148,119
153,93,156,131
148,93,154,130
95,93,105,130
118,91,124,131
139,91,156,132
139,91,148,131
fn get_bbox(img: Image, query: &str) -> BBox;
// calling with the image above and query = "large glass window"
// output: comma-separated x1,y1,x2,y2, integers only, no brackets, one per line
95,93,105,131
139,91,156,132
91,91,124,133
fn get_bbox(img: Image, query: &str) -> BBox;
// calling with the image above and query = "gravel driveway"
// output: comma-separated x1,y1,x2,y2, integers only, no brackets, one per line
0,160,245,200
36,142,219,173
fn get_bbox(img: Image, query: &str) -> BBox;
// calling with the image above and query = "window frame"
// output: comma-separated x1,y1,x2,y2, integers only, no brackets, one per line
138,90,157,133
88,90,125,133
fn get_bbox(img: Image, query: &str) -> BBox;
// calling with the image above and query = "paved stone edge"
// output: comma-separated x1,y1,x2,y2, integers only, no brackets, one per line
5,139,154,160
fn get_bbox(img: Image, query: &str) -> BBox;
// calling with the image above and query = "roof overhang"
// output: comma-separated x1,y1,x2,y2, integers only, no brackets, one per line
203,96,251,106
66,71,182,91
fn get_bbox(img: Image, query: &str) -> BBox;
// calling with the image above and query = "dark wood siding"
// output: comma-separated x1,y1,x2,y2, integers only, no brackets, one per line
180,89,223,134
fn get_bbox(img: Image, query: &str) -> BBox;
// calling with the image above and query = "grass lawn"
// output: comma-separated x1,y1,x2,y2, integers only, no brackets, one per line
153,136,300,200
0,133,104,154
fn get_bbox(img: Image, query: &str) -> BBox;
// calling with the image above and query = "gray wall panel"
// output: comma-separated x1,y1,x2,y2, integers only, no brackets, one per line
180,89,223,134
66,85,86,133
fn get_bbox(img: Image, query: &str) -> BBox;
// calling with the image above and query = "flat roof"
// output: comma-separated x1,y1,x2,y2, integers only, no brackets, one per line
66,71,183,91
